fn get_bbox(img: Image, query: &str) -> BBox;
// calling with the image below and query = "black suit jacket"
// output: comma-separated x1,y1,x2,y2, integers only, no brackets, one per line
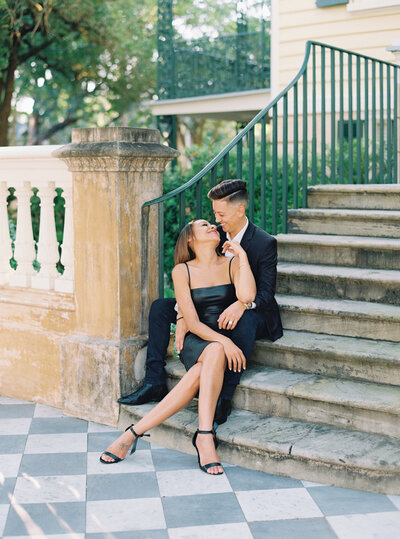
217,221,283,342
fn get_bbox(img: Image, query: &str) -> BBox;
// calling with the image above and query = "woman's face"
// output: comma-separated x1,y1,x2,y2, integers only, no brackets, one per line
190,219,220,245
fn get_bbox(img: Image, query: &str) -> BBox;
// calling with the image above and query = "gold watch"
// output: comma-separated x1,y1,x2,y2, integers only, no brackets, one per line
244,302,253,310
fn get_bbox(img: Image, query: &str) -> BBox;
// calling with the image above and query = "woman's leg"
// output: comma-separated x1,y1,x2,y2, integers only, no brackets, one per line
101,363,202,462
195,342,226,474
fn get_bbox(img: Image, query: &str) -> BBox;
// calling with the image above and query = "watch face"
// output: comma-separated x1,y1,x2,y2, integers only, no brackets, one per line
245,302,252,309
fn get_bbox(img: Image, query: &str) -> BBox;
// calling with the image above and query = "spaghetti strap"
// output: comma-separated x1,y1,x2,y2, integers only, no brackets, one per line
184,262,191,288
228,257,234,284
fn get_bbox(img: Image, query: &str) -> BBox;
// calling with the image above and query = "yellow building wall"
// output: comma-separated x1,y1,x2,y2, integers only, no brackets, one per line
0,289,76,407
278,0,400,90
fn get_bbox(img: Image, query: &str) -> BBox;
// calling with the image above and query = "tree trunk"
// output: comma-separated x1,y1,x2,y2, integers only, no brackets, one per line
0,40,19,147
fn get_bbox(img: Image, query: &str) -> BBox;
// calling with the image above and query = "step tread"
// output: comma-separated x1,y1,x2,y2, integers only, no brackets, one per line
277,263,400,284
255,329,400,364
277,234,400,250
277,294,400,320
288,208,400,219
165,359,400,414
122,402,400,472
308,184,400,194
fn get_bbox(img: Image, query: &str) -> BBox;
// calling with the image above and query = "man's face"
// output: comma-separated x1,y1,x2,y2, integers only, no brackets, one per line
212,199,244,234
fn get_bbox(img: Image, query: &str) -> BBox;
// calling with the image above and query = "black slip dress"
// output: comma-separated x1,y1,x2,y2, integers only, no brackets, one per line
179,258,237,371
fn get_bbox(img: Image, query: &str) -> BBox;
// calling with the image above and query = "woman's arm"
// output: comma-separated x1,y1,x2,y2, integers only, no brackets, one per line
222,241,256,304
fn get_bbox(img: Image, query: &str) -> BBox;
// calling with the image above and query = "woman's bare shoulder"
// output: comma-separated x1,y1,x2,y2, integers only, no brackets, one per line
172,263,188,279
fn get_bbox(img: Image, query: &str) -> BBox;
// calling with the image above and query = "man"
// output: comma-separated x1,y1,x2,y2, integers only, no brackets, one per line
118,179,283,425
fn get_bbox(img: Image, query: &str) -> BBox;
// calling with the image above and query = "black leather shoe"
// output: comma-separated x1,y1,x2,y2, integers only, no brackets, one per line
117,383,168,405
213,398,232,425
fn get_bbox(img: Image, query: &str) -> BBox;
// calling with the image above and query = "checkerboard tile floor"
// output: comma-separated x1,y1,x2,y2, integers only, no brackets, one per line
1,396,400,539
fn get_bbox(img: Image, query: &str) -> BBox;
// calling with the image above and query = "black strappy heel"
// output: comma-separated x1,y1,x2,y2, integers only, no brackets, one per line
100,424,150,464
192,428,223,475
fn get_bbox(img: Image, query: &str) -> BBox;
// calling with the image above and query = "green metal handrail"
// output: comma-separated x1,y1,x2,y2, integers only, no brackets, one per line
144,41,400,298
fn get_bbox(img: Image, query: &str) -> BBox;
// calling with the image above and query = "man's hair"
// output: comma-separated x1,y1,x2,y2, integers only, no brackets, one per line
207,179,249,206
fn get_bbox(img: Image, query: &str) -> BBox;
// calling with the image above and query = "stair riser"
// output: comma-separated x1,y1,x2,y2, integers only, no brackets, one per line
288,216,400,237
308,192,400,211
278,243,400,270
232,389,400,439
280,308,400,342
166,372,400,439
277,274,400,305
119,406,400,495
251,344,400,387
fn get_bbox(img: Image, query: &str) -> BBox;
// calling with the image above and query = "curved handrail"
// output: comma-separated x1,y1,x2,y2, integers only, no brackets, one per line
143,40,313,208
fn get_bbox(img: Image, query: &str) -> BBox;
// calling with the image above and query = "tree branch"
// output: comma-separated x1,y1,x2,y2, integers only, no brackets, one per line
31,116,78,145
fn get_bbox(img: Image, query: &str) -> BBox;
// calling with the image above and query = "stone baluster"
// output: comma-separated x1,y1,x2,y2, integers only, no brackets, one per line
55,183,74,293
31,181,59,290
0,181,13,285
10,182,36,287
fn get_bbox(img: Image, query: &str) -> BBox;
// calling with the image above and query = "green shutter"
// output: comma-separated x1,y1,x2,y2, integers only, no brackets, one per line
316,0,348,6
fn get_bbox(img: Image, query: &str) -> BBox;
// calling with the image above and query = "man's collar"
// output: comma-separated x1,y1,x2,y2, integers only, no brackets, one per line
226,218,249,244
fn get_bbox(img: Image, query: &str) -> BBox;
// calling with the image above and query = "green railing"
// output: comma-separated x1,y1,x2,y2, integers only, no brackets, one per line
143,41,400,298
158,30,270,99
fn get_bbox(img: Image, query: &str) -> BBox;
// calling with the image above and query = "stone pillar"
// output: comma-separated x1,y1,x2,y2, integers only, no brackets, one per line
387,40,400,184
53,127,178,425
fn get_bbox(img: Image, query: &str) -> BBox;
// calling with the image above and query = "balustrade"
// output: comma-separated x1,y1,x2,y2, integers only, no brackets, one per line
0,145,74,292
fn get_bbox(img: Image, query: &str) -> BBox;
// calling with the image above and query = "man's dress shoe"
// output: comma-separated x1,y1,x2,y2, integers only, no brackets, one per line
118,383,168,405
214,398,232,425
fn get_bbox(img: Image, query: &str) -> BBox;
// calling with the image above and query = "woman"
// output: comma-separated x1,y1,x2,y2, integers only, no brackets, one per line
100,219,256,475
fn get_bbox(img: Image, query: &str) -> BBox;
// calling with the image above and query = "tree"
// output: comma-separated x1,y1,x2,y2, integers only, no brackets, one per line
0,0,157,146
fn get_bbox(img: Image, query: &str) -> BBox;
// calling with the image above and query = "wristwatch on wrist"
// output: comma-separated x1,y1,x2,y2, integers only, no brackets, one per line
244,302,253,310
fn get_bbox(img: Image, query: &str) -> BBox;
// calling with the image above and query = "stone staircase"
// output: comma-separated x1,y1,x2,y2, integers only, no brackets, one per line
120,184,400,495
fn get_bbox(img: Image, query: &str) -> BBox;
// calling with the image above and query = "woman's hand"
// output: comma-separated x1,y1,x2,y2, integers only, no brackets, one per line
221,240,246,258
218,300,246,330
222,337,246,373
175,317,189,354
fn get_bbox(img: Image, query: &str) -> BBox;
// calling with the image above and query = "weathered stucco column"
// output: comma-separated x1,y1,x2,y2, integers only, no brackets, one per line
53,127,178,425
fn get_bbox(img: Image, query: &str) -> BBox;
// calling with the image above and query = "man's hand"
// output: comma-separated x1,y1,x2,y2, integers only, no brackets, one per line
218,300,246,330
175,317,189,354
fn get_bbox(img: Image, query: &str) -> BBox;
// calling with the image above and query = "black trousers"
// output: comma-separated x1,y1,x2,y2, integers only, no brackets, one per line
144,298,268,400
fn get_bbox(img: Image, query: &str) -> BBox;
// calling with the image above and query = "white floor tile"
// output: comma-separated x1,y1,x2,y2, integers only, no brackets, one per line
0,454,22,478
12,474,86,504
327,512,400,539
24,433,87,454
0,504,9,537
87,422,119,433
86,498,166,533
168,522,253,539
0,418,31,435
388,495,400,510
87,450,154,474
33,405,64,418
157,469,232,497
236,488,323,522
302,480,326,488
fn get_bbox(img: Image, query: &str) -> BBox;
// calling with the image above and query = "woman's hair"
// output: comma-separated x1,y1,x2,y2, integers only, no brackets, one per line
174,221,196,265
207,179,248,206
174,219,221,265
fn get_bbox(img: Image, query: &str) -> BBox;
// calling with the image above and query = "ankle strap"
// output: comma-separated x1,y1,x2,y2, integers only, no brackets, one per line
127,425,150,438
197,429,215,435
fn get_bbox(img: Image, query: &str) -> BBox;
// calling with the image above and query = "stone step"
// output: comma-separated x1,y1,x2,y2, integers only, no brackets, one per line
287,208,400,237
277,294,400,342
165,359,400,439
277,234,400,270
277,263,400,305
308,184,400,210
119,403,400,495
252,330,400,386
